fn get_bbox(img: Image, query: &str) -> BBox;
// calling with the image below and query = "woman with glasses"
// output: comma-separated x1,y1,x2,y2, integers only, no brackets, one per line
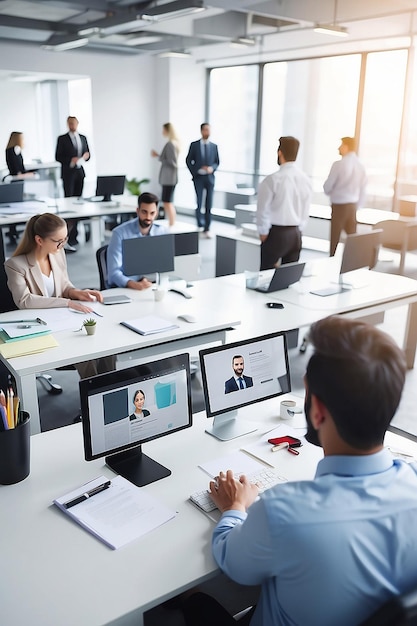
4,213,102,311
4,214,112,379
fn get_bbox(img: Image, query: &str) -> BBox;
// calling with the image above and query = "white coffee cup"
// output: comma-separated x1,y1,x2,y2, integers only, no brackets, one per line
154,289,166,302
280,400,302,419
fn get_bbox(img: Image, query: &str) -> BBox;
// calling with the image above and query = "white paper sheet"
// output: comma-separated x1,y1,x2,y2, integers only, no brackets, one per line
54,475,177,550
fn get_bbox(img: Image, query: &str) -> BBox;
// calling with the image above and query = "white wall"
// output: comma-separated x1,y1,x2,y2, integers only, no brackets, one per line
0,41,208,203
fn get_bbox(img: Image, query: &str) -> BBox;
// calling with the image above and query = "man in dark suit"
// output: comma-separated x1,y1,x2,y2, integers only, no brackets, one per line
224,355,253,394
186,123,219,237
55,116,90,250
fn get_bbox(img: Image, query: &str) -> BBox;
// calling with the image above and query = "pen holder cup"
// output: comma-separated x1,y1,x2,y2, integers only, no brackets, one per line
0,412,30,485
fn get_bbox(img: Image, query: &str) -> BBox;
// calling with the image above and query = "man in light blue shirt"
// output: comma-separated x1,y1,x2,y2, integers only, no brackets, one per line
182,316,417,626
106,192,166,289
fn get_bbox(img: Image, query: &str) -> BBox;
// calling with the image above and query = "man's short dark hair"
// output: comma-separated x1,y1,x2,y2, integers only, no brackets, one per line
278,136,300,161
232,355,243,363
305,316,406,449
138,192,159,207
201,122,209,131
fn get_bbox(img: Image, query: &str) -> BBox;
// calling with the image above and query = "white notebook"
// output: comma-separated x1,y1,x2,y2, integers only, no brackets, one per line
121,315,179,336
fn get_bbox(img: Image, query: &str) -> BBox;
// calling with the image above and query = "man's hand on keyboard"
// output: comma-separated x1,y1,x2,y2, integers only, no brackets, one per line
209,469,259,513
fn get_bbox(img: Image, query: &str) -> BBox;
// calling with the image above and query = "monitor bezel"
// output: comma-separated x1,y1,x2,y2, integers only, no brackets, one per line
199,331,291,420
80,353,193,463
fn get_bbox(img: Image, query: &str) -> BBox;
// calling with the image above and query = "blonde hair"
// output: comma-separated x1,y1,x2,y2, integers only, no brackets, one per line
13,213,67,256
6,131,24,150
163,122,181,151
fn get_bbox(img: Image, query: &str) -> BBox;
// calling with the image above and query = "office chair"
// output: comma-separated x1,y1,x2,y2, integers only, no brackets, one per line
96,244,108,291
0,268,62,395
372,220,417,275
359,585,417,625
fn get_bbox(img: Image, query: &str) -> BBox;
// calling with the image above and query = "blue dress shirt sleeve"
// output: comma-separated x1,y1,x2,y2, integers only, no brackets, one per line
107,227,131,288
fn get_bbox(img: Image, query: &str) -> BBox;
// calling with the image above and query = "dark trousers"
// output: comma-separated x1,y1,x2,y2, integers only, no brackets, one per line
260,225,301,271
193,175,214,231
182,592,255,626
330,203,357,256
63,168,85,245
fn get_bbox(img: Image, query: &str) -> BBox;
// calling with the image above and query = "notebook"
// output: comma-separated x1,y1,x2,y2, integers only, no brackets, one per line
249,262,305,293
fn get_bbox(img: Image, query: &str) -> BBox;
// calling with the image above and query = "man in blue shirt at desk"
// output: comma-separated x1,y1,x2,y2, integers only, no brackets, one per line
106,192,166,289
183,316,417,626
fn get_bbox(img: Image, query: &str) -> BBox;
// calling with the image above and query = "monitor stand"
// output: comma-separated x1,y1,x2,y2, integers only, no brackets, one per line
105,445,171,487
310,275,351,297
205,410,258,441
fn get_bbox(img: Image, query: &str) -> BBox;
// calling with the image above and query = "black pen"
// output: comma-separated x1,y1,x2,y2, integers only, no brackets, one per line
64,480,111,509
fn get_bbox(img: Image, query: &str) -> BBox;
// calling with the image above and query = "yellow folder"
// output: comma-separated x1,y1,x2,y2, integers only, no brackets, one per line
0,334,59,358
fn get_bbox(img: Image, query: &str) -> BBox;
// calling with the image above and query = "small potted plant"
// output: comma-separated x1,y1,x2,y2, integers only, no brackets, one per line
83,318,97,336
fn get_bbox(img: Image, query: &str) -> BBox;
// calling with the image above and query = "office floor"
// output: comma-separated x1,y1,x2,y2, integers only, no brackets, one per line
5,212,417,435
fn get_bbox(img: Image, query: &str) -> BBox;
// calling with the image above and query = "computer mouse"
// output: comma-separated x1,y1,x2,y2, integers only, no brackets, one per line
177,314,197,324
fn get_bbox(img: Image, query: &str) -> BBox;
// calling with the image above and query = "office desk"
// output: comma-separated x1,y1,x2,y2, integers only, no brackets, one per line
268,259,417,367
2,267,417,434
1,396,416,626
0,196,197,255
0,280,241,434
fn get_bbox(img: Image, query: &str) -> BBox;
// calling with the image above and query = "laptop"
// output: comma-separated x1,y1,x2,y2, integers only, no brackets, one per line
0,182,24,205
250,262,306,293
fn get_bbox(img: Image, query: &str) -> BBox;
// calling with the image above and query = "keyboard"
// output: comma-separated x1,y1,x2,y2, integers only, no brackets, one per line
190,468,287,513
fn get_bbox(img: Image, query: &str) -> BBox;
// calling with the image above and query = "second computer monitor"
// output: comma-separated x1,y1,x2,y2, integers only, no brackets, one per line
95,175,126,201
199,331,291,441
122,233,175,278
340,229,382,275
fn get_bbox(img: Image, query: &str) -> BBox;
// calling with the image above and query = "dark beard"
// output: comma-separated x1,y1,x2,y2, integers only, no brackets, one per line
304,389,322,447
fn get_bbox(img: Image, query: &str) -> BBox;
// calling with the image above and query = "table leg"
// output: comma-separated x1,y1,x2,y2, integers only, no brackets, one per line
403,301,417,369
14,373,41,434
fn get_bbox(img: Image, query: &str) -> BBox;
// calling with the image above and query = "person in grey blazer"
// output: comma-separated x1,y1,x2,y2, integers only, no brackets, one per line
186,123,220,237
151,122,180,226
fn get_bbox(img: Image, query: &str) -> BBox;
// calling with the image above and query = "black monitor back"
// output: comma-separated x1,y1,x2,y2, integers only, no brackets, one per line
0,182,24,204
122,234,175,276
340,230,382,275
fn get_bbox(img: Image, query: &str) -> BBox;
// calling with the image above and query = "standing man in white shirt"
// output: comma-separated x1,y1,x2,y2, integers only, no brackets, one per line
256,136,312,270
323,136,367,256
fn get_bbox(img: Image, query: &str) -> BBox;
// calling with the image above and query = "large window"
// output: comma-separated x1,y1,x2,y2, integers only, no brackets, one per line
209,65,259,189
260,55,361,200
209,48,409,210
360,49,407,208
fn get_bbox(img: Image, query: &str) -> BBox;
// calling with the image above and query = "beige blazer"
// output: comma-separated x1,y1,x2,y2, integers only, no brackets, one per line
5,249,75,309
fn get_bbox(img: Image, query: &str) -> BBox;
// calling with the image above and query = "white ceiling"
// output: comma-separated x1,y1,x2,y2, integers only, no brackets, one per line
0,0,416,62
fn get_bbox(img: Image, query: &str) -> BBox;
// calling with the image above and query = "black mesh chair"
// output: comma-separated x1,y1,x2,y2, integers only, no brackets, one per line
96,244,108,291
360,586,417,625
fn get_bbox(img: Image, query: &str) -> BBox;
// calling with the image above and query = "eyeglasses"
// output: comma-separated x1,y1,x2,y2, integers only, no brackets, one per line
49,236,68,249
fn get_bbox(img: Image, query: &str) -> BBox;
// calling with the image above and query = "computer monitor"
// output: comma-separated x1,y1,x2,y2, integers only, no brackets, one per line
311,230,382,297
80,353,192,487
0,181,24,204
340,229,382,275
199,331,291,441
95,175,126,202
122,233,175,280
